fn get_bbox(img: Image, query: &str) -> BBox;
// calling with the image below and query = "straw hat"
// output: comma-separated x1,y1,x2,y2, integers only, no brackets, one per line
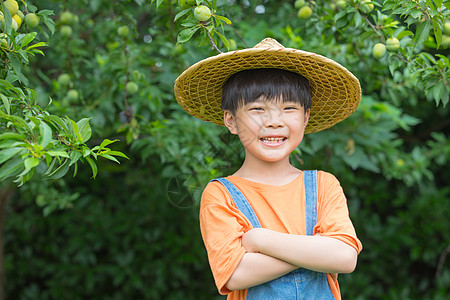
174,38,361,134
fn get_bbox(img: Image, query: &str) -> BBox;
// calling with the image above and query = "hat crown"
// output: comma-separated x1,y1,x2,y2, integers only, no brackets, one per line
253,38,284,49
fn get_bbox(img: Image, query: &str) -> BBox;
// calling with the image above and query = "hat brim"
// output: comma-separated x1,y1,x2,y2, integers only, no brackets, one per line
174,45,361,134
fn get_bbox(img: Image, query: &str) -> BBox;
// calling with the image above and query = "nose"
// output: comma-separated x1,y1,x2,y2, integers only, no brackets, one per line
264,108,284,128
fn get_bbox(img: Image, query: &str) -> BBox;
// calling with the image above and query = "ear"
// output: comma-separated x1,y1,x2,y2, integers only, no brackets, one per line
224,110,238,135
304,109,310,127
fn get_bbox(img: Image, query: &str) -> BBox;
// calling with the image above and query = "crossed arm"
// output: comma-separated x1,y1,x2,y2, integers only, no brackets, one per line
225,228,358,291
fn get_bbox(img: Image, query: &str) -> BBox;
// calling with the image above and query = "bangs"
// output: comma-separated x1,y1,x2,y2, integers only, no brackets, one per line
221,68,311,114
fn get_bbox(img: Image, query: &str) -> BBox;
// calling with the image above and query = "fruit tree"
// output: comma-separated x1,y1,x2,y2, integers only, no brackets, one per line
2,0,449,299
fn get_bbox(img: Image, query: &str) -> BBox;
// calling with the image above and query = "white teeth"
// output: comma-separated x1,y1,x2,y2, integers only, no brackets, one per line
261,137,285,142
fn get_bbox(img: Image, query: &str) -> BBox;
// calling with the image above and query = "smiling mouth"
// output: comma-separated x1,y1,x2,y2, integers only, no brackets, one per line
260,137,287,144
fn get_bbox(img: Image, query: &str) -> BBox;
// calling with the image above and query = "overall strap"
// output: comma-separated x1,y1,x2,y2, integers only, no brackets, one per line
211,178,262,228
303,170,318,236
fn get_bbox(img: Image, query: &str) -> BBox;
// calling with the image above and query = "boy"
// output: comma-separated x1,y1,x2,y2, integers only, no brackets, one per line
174,38,363,299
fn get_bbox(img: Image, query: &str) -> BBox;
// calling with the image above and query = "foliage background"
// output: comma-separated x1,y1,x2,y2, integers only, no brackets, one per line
2,0,449,299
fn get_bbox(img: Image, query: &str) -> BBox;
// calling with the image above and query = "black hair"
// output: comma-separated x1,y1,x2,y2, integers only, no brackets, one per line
221,68,311,115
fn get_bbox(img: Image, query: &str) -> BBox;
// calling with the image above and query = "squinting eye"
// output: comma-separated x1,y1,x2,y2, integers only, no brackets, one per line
284,106,297,110
250,107,264,111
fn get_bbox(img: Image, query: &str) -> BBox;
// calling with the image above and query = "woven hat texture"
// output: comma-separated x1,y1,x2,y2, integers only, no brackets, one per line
174,38,361,134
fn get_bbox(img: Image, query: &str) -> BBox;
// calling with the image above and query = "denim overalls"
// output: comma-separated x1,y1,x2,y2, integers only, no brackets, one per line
213,171,335,300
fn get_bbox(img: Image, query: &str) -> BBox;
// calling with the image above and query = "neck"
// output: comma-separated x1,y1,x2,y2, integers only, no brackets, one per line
233,156,300,185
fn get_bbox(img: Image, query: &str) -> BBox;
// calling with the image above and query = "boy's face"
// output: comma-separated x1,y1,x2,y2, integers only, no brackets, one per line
224,97,310,164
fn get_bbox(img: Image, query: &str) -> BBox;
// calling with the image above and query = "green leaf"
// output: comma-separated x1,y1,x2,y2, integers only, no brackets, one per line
397,30,414,40
5,53,29,85
0,157,24,180
2,6,12,33
18,157,40,177
382,2,399,11
174,8,191,22
214,15,232,25
46,150,70,158
0,147,24,164
44,115,69,133
431,83,444,104
39,122,53,148
69,119,79,137
98,139,119,149
106,150,129,160
410,9,422,19
0,132,26,141
84,156,98,179
414,21,431,50
215,30,229,50
46,158,71,180
100,154,120,164
21,32,37,48
25,42,48,51
73,161,78,177
354,12,362,28
29,49,45,56
0,111,32,134
69,151,82,166
43,157,57,176
425,0,435,10
156,0,164,8
0,93,10,114
0,79,16,90
432,19,442,48
76,118,92,142
0,140,24,149
177,26,200,44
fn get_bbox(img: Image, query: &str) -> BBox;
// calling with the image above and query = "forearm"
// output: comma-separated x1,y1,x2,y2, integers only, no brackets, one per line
225,252,298,291
256,229,357,274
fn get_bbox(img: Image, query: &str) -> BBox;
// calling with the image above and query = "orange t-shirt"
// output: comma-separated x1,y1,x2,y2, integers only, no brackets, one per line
199,171,363,300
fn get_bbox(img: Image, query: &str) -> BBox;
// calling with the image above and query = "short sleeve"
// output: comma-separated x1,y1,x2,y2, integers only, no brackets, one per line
315,171,363,254
199,181,252,294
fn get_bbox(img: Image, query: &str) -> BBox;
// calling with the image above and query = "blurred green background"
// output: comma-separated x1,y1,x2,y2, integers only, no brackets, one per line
1,0,449,299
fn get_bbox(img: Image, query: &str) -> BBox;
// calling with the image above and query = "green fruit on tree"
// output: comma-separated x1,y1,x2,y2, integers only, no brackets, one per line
194,5,212,22
444,21,450,35
126,81,139,95
441,35,450,49
298,6,312,19
4,0,19,17
131,70,143,81
57,73,71,86
372,43,387,59
423,35,436,48
12,14,21,27
17,10,24,20
117,25,130,38
228,38,237,51
60,25,72,37
60,11,73,24
173,44,185,55
66,89,79,101
294,0,306,9
0,12,4,22
178,0,191,9
25,13,40,28
11,18,18,31
72,14,79,24
336,0,347,9
386,37,400,51
359,0,374,14
0,33,8,48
